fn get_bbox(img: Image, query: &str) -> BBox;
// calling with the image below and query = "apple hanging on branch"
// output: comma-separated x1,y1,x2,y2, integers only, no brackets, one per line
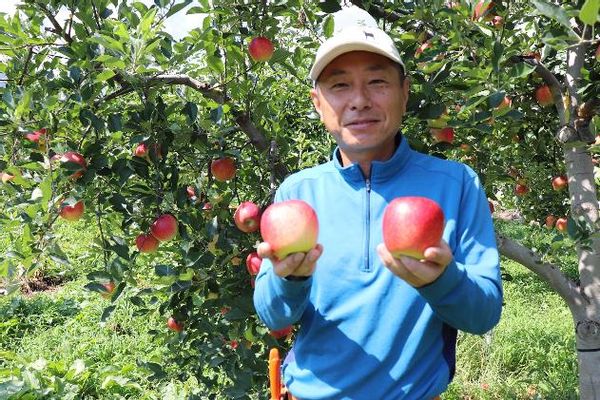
59,200,85,221
248,36,274,62
136,233,159,253
551,175,568,191
210,157,236,182
234,201,261,233
60,151,87,179
167,317,184,333
260,200,319,260
246,252,263,275
150,214,178,242
535,85,554,107
382,196,445,260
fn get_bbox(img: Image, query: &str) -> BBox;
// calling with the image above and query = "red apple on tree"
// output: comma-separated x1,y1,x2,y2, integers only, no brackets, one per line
136,233,159,253
491,15,503,28
101,281,116,299
234,201,261,233
150,214,178,241
551,175,568,191
382,196,445,260
167,317,184,333
414,41,432,58
260,200,319,260
515,183,529,196
473,1,494,20
60,151,87,179
497,96,512,110
211,157,236,182
59,200,85,221
555,217,568,233
270,325,293,339
248,36,274,62
24,128,46,142
134,143,148,158
186,186,197,200
431,127,454,144
545,215,557,229
535,85,554,107
245,252,263,275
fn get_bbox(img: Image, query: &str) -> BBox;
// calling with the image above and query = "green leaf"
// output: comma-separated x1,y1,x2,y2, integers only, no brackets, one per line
579,0,600,25
155,265,178,276
96,69,116,82
319,0,341,13
166,0,193,18
323,14,334,38
139,7,158,39
531,0,578,37
101,305,116,322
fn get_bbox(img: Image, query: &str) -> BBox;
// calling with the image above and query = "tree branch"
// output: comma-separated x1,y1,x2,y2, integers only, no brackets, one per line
96,74,289,180
496,233,586,317
35,2,73,45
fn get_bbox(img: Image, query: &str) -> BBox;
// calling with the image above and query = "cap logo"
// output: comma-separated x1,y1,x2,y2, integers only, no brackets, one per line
363,30,375,40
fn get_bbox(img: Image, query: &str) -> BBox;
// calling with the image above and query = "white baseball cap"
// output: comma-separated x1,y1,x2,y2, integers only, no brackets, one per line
309,24,405,82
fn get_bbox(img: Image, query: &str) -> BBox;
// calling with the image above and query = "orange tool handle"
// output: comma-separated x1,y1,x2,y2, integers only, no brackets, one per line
269,348,281,400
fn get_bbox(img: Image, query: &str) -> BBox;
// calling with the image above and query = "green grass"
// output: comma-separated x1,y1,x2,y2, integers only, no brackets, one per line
1,219,580,399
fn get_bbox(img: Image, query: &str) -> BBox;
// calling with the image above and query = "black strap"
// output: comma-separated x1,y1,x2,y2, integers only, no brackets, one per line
577,347,600,352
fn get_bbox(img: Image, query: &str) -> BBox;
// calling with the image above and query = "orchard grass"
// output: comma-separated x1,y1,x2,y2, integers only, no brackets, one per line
1,219,578,399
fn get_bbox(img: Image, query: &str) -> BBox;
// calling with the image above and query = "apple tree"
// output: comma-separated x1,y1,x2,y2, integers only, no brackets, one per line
0,0,599,398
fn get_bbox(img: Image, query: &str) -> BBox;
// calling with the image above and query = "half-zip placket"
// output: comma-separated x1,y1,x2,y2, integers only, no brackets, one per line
362,177,372,272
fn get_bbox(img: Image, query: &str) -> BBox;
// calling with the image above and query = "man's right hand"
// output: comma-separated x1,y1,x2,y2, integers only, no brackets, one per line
257,242,323,278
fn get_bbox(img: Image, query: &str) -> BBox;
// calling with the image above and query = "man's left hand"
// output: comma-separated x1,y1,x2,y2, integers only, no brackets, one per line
376,240,453,288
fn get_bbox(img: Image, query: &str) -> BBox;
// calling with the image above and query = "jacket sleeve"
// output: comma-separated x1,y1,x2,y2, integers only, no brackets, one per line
418,167,503,334
252,189,313,330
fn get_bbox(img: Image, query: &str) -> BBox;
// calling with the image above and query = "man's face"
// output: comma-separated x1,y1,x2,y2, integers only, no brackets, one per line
310,51,409,164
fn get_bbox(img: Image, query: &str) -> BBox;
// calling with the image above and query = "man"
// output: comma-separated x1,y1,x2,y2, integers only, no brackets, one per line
253,12,503,400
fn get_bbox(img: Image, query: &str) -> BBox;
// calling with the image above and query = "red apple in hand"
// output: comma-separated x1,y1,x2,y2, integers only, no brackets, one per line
551,175,568,191
535,85,554,107
260,200,319,260
150,214,178,241
555,217,568,233
59,200,85,221
167,317,184,332
211,157,236,182
246,252,262,275
382,196,445,260
60,151,87,179
136,233,159,253
270,325,292,339
248,36,274,62
234,201,261,233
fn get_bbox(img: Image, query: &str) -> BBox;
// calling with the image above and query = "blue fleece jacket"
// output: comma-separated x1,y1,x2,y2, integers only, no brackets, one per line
253,135,503,400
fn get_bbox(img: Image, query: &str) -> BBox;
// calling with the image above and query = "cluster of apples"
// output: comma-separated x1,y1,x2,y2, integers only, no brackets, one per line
135,214,179,253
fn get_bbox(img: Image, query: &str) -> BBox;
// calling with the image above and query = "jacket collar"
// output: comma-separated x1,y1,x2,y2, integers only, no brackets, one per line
332,134,413,184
